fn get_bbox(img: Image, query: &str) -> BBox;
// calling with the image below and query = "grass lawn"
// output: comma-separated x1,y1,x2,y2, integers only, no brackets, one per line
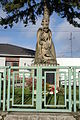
0,82,79,111
9,85,79,111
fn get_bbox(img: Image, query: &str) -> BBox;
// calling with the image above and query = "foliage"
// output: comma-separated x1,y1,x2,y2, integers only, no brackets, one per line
0,0,80,28
46,83,50,91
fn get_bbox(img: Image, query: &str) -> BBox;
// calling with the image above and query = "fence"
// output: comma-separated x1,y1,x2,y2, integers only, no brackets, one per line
0,65,80,112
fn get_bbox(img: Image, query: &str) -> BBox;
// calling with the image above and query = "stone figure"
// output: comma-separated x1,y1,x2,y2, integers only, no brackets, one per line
34,2,57,65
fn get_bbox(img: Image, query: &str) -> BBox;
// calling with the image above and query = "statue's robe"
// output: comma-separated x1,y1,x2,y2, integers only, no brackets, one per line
34,28,57,65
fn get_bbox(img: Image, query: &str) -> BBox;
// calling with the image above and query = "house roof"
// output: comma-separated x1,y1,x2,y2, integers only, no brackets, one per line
0,44,35,57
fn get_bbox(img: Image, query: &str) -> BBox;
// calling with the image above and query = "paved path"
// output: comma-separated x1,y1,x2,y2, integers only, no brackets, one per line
0,112,79,120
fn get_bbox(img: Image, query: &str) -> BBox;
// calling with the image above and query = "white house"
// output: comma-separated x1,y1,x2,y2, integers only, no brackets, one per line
0,44,35,68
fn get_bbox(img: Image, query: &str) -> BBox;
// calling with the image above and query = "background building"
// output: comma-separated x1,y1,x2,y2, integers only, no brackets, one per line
0,44,80,68
0,44,35,68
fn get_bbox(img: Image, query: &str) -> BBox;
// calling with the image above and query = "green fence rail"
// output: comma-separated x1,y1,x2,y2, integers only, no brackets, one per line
0,65,80,112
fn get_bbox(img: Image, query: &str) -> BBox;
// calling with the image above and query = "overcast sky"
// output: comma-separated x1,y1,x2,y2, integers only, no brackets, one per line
0,8,80,57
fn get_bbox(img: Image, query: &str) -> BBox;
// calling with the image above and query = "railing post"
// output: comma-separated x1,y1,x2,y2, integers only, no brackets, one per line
68,67,72,112
79,72,80,109
3,68,6,111
0,73,1,108
7,67,11,111
73,67,76,112
36,66,42,111
22,72,25,105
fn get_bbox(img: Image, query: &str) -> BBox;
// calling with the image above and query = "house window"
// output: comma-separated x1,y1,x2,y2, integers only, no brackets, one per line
5,61,19,72
5,62,19,67
12,62,19,71
13,62,19,66
5,62,12,66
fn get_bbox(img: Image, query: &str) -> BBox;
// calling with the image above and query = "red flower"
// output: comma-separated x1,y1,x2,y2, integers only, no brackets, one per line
50,85,59,94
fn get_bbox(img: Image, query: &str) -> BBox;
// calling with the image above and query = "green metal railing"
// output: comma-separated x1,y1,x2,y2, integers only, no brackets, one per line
0,66,9,111
0,65,80,112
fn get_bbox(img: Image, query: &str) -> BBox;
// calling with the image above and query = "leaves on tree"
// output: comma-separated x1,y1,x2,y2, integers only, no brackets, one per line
0,0,80,28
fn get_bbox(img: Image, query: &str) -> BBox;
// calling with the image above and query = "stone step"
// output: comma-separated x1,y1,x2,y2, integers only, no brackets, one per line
0,112,78,120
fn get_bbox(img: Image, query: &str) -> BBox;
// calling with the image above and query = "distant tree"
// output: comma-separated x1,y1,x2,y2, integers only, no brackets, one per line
0,0,80,28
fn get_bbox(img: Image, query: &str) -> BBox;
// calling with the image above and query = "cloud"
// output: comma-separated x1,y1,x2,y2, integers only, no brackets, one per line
52,20,80,57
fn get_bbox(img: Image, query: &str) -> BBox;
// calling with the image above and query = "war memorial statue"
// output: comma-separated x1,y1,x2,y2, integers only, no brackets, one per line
34,1,59,86
34,2,57,65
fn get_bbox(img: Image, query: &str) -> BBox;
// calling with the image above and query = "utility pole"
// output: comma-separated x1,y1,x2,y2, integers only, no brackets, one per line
69,32,72,57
